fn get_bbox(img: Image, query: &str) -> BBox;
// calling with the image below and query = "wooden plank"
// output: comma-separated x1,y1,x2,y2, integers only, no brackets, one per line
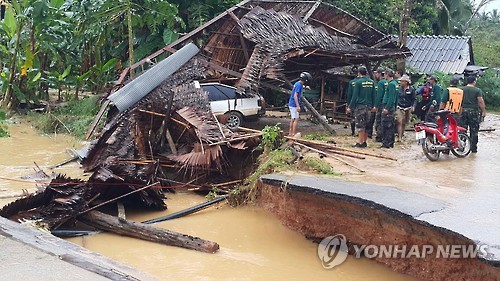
167,0,251,50
165,129,178,155
320,77,325,113
302,0,321,22
0,217,155,281
79,211,220,253
117,202,126,221
85,99,111,140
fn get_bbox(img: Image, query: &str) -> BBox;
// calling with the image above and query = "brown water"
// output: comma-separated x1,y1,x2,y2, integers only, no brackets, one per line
0,121,85,205
0,120,417,280
69,192,417,281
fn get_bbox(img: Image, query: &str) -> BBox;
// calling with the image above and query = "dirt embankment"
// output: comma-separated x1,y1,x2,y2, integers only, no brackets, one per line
259,183,500,281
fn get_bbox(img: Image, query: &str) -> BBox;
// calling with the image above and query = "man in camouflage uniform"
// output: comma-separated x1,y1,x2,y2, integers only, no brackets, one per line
459,76,486,153
346,66,375,148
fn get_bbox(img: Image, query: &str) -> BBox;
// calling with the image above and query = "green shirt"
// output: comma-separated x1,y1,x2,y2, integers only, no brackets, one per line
426,83,442,107
349,76,375,109
375,78,388,106
346,77,359,104
461,85,483,110
383,79,399,110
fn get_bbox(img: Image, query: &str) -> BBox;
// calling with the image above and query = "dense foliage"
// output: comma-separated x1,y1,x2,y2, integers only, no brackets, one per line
0,0,498,110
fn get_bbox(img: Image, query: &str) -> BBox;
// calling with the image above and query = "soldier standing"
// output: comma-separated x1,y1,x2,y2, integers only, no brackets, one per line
380,69,398,148
346,66,375,148
459,76,486,153
373,68,388,142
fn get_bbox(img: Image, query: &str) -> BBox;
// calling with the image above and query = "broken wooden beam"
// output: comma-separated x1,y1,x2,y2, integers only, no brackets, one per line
78,210,220,253
142,195,229,224
117,202,126,221
300,96,336,135
208,133,262,146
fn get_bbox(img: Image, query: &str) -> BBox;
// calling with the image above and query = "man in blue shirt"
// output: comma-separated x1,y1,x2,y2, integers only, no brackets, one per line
288,72,312,136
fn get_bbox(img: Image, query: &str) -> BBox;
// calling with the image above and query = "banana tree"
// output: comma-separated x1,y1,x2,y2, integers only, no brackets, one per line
0,0,30,109
45,65,71,101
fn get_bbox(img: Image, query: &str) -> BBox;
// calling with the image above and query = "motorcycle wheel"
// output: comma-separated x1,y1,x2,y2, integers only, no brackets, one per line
422,135,440,161
451,132,471,158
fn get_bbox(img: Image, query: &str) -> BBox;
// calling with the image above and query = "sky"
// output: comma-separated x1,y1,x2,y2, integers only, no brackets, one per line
478,0,500,13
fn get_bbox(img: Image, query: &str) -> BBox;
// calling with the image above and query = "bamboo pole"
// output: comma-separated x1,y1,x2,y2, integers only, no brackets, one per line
208,133,262,146
284,136,397,161
294,142,365,172
77,182,160,216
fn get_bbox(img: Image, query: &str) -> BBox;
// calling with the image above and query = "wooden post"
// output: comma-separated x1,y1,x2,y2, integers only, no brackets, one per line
79,210,220,253
165,129,178,155
320,77,325,114
301,96,336,135
117,202,126,221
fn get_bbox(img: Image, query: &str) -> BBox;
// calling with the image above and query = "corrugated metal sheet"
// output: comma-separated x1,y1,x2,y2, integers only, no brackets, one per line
108,43,200,112
406,35,471,74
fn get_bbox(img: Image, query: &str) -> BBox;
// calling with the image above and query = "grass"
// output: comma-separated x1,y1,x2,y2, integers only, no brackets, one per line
27,95,101,139
303,156,336,175
303,132,331,141
230,147,338,205
230,149,294,205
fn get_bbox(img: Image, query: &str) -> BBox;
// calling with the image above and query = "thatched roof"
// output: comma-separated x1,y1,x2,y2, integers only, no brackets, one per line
118,0,409,93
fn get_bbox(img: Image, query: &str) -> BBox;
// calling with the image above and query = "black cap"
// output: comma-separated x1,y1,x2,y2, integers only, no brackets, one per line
450,78,459,86
376,68,385,74
466,76,476,84
428,75,437,81
385,68,394,77
358,66,367,75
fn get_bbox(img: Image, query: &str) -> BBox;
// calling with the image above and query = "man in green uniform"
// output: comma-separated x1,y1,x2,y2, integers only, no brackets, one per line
380,69,398,148
373,68,387,142
459,76,486,153
346,67,359,136
422,75,442,121
346,66,375,148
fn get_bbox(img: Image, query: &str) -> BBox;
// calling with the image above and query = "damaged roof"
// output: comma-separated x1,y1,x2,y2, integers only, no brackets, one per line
405,35,473,74
121,0,410,90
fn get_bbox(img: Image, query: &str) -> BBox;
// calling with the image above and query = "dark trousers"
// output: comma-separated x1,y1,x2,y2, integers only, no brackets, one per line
375,106,383,141
381,110,395,147
416,100,429,121
366,111,376,137
460,109,480,152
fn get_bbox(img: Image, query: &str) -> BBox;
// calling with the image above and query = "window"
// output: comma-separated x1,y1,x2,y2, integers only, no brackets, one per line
214,85,237,99
203,85,227,101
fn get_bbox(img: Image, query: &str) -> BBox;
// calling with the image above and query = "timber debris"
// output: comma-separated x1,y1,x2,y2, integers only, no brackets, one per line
1,0,411,251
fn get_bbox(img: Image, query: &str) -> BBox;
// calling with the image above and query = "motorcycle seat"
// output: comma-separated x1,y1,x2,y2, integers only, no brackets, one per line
423,122,438,128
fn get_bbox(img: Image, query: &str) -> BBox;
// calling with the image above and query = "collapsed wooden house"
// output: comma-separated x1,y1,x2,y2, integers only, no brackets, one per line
97,0,411,122
1,1,411,236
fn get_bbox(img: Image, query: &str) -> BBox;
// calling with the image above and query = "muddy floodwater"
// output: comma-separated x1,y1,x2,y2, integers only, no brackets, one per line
0,122,419,280
2,114,500,280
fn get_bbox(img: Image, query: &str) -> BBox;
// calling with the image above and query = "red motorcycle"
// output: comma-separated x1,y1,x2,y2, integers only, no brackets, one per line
414,109,471,161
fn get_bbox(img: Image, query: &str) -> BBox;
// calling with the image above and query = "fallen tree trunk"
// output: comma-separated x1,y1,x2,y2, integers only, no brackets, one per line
78,210,219,253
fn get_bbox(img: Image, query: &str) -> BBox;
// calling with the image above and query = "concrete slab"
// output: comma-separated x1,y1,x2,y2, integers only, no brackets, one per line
0,216,157,281
260,173,499,263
